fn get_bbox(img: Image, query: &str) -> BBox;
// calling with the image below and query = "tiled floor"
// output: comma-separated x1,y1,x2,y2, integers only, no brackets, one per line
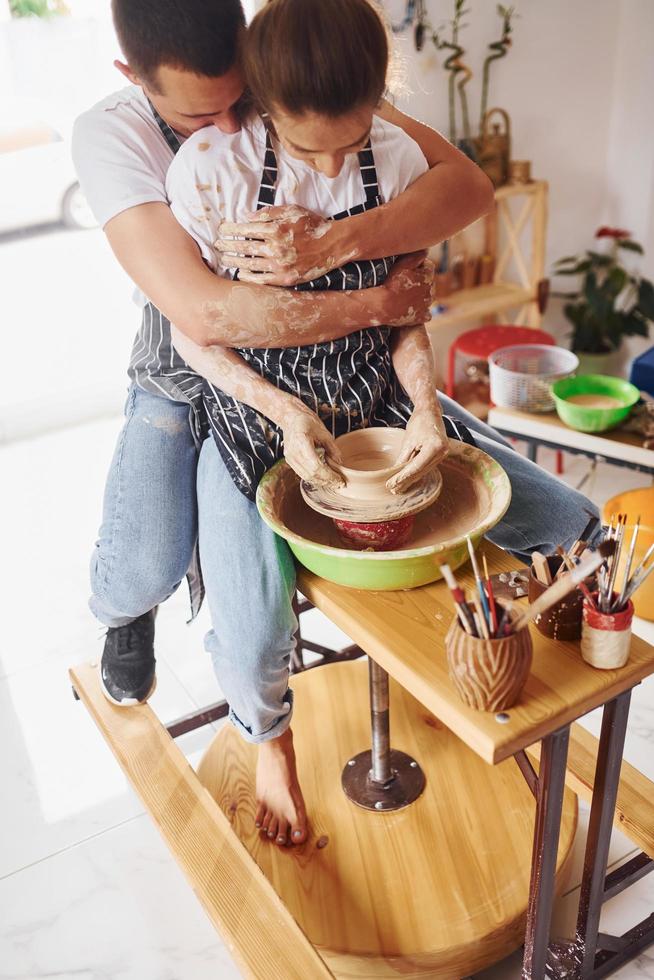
2,417,653,979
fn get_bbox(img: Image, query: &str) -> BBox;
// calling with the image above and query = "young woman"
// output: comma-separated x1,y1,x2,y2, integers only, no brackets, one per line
166,0,601,849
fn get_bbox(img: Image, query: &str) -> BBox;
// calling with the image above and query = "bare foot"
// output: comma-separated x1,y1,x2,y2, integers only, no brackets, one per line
255,728,308,847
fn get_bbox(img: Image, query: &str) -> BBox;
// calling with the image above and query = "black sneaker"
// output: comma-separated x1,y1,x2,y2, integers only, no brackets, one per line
100,610,156,706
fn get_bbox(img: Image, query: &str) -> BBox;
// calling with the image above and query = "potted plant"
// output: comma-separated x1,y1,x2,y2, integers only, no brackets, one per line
553,228,654,377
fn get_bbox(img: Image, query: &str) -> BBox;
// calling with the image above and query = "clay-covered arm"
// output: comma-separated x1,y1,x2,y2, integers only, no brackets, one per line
170,326,344,488
216,102,494,286
104,204,431,348
386,322,449,494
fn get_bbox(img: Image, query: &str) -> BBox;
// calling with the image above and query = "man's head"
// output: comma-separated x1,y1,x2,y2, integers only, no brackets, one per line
112,0,246,136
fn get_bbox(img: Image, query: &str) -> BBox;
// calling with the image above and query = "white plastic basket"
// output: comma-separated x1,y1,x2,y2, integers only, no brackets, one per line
489,344,579,413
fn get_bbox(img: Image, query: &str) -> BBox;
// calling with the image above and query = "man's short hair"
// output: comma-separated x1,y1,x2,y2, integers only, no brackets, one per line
112,0,245,85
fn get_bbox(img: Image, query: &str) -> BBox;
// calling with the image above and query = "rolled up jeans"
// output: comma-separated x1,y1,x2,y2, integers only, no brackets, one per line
196,406,599,744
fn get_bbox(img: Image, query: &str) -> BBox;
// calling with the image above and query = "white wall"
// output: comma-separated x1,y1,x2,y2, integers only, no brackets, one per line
388,0,654,359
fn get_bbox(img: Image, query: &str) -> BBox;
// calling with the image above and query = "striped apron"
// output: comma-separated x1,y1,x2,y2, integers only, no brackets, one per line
202,130,474,500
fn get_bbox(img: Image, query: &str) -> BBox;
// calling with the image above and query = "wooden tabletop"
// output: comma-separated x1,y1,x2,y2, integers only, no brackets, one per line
487,406,651,469
297,543,654,765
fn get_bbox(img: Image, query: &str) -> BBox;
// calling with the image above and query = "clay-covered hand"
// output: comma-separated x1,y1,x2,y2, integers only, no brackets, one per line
386,408,449,494
214,205,338,286
378,252,434,328
280,403,345,489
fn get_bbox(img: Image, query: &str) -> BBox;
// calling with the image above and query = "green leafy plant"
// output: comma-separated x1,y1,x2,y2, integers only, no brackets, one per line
9,0,67,17
553,227,654,354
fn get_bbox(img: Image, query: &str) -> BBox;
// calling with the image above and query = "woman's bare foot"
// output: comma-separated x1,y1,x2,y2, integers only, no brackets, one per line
255,728,308,847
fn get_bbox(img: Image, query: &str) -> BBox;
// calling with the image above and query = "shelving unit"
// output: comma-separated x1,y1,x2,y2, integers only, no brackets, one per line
429,179,549,331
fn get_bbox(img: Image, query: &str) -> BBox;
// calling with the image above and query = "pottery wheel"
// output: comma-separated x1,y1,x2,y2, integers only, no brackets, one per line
301,466,443,524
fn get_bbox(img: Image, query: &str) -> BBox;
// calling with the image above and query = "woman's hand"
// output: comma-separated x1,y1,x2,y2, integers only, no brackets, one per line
280,403,345,489
386,408,449,494
215,205,340,286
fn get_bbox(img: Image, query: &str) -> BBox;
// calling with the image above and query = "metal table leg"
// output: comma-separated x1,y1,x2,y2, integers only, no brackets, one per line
522,725,571,979
341,658,426,811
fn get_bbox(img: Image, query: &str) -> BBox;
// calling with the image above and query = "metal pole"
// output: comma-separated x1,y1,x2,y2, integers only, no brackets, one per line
522,725,570,980
369,658,393,785
575,690,632,975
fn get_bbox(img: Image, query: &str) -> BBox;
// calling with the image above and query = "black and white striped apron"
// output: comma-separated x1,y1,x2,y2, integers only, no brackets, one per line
202,130,474,500
126,100,205,617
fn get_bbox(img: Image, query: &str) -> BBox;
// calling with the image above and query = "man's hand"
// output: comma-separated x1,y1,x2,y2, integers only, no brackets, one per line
280,403,345,489
376,252,434,327
215,205,341,286
386,407,449,494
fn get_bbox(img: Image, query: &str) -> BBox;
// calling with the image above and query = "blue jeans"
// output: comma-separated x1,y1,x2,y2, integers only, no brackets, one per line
90,385,199,626
91,385,600,743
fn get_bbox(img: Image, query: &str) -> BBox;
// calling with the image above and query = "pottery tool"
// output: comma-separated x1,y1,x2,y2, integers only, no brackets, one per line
513,541,616,632
483,553,499,635
614,516,641,610
440,564,475,635
466,535,491,629
531,551,552,586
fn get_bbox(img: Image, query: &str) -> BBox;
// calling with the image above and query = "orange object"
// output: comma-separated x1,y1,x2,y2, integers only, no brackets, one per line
602,488,654,621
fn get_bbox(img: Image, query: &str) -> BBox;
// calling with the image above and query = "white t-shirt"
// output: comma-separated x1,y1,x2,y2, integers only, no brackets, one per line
166,115,427,274
72,85,183,229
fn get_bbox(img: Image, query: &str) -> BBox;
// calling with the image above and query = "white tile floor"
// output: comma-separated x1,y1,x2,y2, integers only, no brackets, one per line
2,417,654,979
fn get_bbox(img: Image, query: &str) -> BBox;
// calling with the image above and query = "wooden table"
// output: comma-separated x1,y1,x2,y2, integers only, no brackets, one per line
71,543,654,980
297,543,654,978
487,406,654,477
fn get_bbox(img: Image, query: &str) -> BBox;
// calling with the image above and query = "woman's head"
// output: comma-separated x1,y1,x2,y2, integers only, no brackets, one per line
243,0,390,177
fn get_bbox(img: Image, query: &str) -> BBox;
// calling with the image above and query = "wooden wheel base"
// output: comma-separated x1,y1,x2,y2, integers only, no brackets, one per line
197,659,577,979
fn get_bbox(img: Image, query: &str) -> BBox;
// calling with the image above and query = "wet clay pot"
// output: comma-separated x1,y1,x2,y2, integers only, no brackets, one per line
528,556,584,641
445,613,533,712
333,514,415,551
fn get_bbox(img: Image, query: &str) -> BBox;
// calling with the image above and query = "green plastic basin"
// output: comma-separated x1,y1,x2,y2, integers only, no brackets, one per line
256,440,511,591
551,374,640,433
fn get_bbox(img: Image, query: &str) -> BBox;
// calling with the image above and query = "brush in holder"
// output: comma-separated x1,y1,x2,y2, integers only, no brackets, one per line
445,611,533,712
581,593,634,669
528,556,584,641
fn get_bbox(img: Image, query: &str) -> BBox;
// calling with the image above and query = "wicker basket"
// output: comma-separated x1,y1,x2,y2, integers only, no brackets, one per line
489,344,579,413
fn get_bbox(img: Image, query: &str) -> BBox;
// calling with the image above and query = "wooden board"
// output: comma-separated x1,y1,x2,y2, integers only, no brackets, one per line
69,662,334,980
427,282,534,330
198,659,578,979
487,406,650,468
297,543,654,765
528,723,654,859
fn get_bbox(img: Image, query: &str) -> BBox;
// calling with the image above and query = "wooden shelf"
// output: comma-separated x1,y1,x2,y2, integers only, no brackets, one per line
428,281,535,330
428,180,548,330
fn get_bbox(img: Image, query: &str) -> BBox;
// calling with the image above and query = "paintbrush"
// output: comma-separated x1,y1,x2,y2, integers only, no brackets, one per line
483,553,499,636
626,540,654,589
614,516,640,611
513,541,616,632
472,596,490,640
555,545,597,609
604,514,627,610
622,559,654,606
440,563,476,635
466,536,491,630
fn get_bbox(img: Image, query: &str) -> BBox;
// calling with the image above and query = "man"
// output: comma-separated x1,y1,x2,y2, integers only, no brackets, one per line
73,0,494,709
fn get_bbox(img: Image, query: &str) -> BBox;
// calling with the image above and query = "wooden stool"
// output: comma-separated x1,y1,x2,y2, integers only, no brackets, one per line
198,658,577,978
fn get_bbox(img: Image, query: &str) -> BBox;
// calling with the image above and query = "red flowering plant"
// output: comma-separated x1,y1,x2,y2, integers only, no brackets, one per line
553,228,654,353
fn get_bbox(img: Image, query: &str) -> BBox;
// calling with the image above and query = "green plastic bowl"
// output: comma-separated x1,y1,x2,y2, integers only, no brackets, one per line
256,440,511,591
551,374,640,433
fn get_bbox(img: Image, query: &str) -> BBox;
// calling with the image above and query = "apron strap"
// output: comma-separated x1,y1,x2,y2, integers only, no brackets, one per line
357,140,381,204
257,128,279,210
147,97,183,156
